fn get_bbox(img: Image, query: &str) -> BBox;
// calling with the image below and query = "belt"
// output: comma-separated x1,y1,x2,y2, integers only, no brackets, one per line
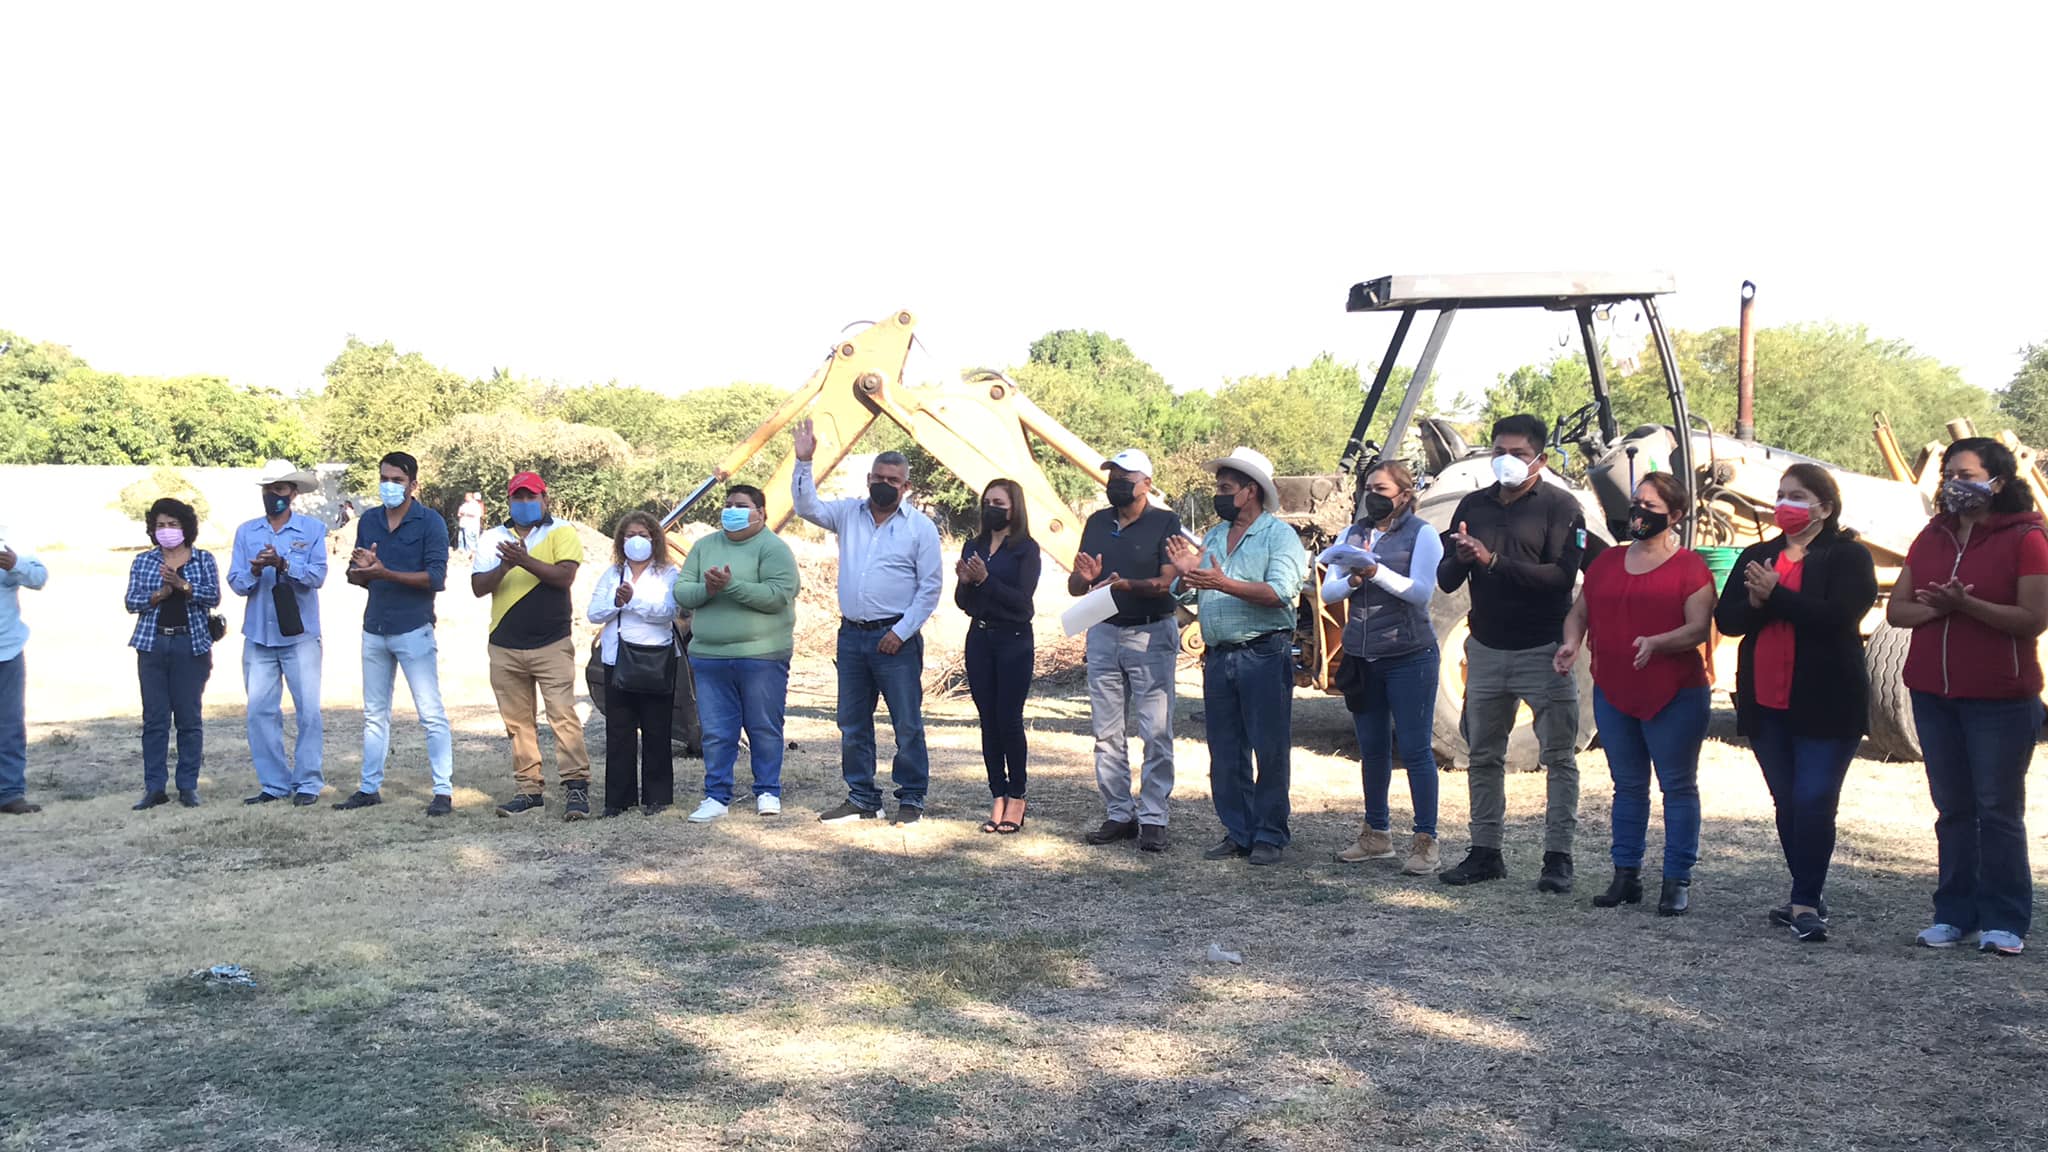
1209,629,1287,654
158,625,191,636
1110,613,1171,628
971,618,1031,632
841,615,905,631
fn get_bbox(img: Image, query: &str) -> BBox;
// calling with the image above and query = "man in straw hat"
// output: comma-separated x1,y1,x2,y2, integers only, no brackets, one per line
228,459,329,806
1166,446,1307,866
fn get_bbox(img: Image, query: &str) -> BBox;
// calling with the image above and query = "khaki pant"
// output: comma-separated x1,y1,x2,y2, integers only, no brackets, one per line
489,638,590,792
1462,636,1579,853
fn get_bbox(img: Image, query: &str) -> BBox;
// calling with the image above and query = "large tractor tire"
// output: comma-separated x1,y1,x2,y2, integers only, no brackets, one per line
1863,618,1920,762
1427,583,1597,770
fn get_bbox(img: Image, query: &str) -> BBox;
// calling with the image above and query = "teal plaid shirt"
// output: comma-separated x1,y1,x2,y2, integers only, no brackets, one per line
1177,512,1307,646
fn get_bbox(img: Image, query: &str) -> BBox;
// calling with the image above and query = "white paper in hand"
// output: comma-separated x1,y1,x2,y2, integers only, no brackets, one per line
1317,542,1379,571
1061,584,1120,636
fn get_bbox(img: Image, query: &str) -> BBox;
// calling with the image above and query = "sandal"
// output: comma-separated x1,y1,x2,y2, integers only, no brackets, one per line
995,798,1027,835
980,800,1004,834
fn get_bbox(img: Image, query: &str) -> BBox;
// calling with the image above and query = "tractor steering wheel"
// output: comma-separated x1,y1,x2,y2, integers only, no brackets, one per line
1554,401,1599,451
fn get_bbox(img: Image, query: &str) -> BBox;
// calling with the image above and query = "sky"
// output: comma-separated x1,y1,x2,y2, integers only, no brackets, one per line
3,3,2043,417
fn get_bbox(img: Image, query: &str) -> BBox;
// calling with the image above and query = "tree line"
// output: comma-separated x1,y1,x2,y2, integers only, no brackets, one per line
2,320,2039,534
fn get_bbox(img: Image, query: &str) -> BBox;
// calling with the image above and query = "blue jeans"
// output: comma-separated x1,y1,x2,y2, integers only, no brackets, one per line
1750,707,1860,908
1913,692,2039,938
138,644,212,794
1595,685,1708,880
1203,631,1294,848
1348,646,1440,837
694,656,790,805
245,636,324,797
0,654,25,804
836,625,927,810
361,624,453,795
460,527,479,554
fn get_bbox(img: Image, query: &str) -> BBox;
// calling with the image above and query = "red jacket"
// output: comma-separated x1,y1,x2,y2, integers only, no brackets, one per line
1901,510,2048,699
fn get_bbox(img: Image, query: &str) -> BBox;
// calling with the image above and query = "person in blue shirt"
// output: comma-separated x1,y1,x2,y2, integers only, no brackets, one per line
333,452,454,815
954,478,1041,835
0,532,49,815
229,460,329,807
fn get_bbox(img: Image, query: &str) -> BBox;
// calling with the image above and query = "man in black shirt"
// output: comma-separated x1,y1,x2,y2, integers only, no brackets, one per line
1436,414,1586,893
1071,449,1184,853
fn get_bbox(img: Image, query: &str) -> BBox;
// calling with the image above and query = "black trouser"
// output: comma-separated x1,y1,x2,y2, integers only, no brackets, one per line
965,621,1033,799
605,676,675,808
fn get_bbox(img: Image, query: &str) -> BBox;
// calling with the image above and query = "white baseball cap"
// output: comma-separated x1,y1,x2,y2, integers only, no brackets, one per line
1102,449,1153,478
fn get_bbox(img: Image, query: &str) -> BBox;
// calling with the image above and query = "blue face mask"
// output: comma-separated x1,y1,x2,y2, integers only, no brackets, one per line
721,507,753,533
510,499,545,526
378,481,407,509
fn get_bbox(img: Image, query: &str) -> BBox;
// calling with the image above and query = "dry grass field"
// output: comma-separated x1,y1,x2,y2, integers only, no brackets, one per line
3,548,2045,1151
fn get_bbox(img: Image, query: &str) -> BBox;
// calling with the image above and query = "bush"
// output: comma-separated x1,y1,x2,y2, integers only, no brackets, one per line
414,412,634,527
115,466,210,529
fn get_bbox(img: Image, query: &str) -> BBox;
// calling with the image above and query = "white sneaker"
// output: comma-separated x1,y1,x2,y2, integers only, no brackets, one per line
756,794,782,817
687,798,729,823
1917,923,1967,948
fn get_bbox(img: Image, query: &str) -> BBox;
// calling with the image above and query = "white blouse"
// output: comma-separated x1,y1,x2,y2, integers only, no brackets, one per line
586,562,681,665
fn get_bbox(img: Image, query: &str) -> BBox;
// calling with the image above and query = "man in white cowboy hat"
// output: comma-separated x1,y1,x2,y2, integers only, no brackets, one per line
1165,446,1308,866
228,459,329,806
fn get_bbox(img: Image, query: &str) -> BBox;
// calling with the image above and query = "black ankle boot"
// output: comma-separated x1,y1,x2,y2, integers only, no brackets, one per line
1657,878,1691,917
1592,867,1642,907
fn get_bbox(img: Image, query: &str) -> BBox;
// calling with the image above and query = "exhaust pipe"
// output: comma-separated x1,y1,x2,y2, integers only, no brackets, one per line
1736,280,1757,442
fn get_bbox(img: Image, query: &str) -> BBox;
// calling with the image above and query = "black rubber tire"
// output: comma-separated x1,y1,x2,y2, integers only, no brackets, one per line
1863,618,1920,762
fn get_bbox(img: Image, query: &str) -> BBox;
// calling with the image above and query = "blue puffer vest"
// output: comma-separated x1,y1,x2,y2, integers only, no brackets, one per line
1341,512,1433,661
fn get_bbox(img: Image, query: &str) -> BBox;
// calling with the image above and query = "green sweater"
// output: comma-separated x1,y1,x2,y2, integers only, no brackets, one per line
672,529,800,659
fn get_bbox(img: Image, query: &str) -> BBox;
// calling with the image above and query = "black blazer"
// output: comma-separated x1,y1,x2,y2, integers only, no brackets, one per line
1713,527,1877,740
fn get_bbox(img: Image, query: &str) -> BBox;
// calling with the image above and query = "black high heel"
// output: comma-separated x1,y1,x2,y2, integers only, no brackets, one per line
1592,867,1643,908
995,799,1027,835
1657,879,1691,917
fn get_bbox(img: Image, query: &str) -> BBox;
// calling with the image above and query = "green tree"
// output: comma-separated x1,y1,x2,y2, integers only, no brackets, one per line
39,370,173,465
1998,342,2048,448
115,466,210,528
414,412,633,528
316,338,523,488
154,376,317,467
1212,355,1426,476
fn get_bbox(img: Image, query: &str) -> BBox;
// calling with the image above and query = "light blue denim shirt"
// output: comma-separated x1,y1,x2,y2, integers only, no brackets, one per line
0,550,49,663
228,513,328,644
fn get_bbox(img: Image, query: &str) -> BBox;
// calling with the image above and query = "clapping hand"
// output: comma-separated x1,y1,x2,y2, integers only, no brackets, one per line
704,565,732,597
1742,560,1777,607
614,579,635,608
1178,554,1226,591
253,544,280,575
1914,578,1974,615
962,554,989,586
1163,535,1202,574
792,417,817,462
351,543,384,579
497,538,529,568
0,547,17,572
1449,521,1493,568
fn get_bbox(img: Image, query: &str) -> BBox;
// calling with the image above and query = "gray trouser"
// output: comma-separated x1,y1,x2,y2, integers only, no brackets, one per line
1087,618,1178,825
1462,636,1579,853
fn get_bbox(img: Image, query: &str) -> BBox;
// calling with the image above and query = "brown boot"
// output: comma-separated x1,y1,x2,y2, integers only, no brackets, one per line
1335,825,1395,863
1402,832,1441,875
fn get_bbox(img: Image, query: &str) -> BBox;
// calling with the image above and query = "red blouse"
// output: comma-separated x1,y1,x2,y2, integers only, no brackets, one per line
1753,553,1805,710
1584,547,1712,720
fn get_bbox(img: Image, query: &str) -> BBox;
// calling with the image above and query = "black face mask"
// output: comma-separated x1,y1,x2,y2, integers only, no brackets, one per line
1105,479,1138,508
1362,492,1397,522
980,505,1010,532
1213,492,1242,523
1626,503,1670,541
262,491,292,518
869,482,901,510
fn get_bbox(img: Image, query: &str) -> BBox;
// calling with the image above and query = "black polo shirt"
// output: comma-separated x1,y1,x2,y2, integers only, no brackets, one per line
1075,505,1183,625
1436,479,1587,651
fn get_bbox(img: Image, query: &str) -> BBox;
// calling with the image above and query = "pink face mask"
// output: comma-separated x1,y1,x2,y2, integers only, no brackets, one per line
154,527,185,550
1773,501,1813,537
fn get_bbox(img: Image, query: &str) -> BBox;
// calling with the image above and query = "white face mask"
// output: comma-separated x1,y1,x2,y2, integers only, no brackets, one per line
1492,454,1531,488
622,536,653,563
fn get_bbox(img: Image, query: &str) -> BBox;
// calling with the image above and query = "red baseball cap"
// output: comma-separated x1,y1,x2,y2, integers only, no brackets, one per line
508,471,546,496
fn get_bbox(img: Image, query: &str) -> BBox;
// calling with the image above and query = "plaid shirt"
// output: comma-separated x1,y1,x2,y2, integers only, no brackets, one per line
125,548,222,653
1177,511,1307,646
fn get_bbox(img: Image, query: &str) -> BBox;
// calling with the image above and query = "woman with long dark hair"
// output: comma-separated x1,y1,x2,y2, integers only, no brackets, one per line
1714,463,1877,942
955,478,1040,834
1888,437,2047,956
124,498,221,810
1557,472,1714,915
587,510,680,817
1322,461,1442,875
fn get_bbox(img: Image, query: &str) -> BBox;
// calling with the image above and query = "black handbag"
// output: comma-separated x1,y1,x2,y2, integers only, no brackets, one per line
206,612,229,643
271,579,305,638
612,639,676,695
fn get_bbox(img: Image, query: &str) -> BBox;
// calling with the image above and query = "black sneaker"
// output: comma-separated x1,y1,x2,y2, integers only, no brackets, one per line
244,792,284,805
601,807,629,819
1536,851,1575,894
426,795,453,817
1440,847,1507,886
818,800,881,824
1202,837,1250,861
1138,824,1169,853
1247,843,1283,866
177,790,202,808
1790,910,1829,942
890,806,923,826
292,792,320,807
1769,899,1830,927
1086,819,1139,845
564,784,591,822
496,793,544,817
133,791,170,811
334,790,383,811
